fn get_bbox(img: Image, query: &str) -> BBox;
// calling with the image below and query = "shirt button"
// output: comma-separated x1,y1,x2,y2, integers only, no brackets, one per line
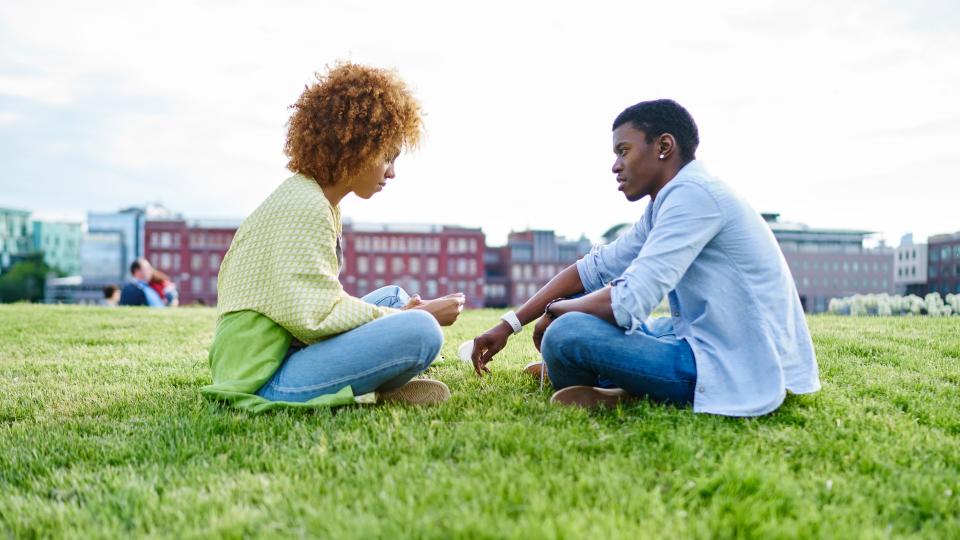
673,311,680,317
698,386,705,393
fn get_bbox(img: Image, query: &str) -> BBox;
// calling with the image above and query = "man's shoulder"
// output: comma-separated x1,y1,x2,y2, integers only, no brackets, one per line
118,282,147,306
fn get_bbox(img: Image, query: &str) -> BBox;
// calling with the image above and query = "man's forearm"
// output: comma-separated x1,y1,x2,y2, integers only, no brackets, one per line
514,264,585,325
549,287,616,324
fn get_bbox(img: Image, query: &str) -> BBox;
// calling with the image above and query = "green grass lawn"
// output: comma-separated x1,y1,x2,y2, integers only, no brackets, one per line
1,305,958,539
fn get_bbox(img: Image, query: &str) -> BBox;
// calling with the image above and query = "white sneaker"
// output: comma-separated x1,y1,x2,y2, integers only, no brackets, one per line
378,379,451,405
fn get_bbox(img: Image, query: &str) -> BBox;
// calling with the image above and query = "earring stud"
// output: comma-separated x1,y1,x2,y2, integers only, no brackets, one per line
659,153,665,159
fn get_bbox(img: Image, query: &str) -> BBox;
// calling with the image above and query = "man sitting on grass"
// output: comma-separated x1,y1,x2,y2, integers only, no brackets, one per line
470,99,820,416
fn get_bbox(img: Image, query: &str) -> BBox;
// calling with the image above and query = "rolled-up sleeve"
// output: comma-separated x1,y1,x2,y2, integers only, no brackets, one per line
576,219,649,292
610,183,724,333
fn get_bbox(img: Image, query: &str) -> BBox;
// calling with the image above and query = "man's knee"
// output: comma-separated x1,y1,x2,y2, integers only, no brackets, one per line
542,312,594,362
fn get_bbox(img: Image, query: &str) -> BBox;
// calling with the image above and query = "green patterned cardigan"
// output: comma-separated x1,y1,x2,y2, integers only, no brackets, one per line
202,174,396,412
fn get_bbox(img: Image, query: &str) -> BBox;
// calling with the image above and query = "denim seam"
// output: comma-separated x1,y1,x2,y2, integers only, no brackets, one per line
269,355,421,394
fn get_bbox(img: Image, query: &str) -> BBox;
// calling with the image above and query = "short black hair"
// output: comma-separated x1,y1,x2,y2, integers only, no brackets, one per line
130,259,143,275
102,284,119,298
613,99,699,161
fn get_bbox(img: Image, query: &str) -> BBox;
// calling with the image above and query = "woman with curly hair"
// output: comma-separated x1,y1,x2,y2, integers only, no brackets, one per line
203,63,464,411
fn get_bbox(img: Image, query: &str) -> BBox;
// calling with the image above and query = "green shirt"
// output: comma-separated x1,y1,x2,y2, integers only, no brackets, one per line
201,174,396,412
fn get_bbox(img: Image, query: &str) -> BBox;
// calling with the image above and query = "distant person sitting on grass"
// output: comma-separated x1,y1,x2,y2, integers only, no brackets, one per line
149,270,179,307
118,258,166,308
203,62,465,412
470,99,820,416
102,284,120,306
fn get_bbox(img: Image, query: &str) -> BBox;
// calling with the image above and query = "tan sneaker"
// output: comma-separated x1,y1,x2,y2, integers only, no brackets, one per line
549,386,636,409
378,379,450,405
523,361,547,380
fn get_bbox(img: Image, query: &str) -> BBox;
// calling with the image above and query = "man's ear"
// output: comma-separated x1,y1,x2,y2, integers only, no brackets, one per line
658,134,677,159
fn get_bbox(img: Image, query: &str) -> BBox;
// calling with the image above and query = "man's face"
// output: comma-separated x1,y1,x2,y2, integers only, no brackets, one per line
351,153,398,199
611,124,661,202
135,260,154,282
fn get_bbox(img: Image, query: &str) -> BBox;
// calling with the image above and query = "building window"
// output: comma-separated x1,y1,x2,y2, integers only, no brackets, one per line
409,257,420,274
427,257,438,275
173,254,180,271
192,276,203,293
375,257,386,273
374,278,385,289
357,279,368,296
160,252,171,269
426,280,438,297
357,256,368,273
392,257,404,274
209,276,217,293
209,253,220,271
192,254,202,271
515,283,525,300
457,258,467,275
942,247,952,260
512,265,522,280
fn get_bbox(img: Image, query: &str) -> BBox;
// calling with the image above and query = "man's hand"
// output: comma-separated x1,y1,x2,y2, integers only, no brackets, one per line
532,314,553,352
413,293,465,326
471,322,513,377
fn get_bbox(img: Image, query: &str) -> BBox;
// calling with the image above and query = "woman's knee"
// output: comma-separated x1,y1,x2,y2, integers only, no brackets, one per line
395,310,443,362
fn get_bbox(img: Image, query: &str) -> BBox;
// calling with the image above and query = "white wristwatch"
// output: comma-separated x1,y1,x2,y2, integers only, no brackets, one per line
500,310,523,334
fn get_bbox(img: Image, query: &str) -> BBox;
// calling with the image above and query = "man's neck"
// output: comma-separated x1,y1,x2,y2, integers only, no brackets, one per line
650,159,694,202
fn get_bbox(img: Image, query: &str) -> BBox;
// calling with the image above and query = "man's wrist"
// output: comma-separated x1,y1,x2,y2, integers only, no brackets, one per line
544,298,566,320
500,310,523,334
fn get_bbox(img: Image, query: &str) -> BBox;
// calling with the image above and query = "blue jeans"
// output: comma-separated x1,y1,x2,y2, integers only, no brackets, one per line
541,312,697,405
256,286,443,402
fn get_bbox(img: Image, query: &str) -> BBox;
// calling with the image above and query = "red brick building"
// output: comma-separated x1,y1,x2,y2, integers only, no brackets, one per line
340,223,486,308
484,230,593,307
144,219,239,305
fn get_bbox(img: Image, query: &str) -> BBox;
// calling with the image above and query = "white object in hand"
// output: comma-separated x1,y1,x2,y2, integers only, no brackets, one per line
458,340,474,363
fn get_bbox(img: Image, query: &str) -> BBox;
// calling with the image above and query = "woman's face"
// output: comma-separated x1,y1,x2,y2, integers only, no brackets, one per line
351,153,398,199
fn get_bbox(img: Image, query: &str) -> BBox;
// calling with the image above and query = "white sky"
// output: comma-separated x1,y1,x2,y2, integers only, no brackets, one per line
1,0,958,246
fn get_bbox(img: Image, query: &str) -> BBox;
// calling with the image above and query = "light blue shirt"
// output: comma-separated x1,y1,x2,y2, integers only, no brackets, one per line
576,160,820,416
135,280,167,308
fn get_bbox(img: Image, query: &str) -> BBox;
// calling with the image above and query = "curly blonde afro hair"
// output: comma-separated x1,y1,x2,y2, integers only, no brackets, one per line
285,62,424,186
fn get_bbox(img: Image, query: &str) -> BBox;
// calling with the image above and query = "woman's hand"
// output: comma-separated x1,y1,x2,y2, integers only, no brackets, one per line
414,293,465,326
401,295,424,310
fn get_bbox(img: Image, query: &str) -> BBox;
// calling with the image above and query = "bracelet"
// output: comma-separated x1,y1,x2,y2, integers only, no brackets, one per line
544,298,565,320
500,310,523,334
